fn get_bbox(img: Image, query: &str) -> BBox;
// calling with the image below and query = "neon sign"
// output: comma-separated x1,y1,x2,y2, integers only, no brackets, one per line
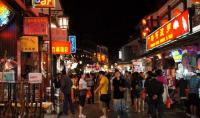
0,1,14,30
32,0,55,8
146,10,190,51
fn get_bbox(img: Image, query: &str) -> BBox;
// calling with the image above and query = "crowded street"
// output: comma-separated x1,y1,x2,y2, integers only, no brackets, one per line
0,0,200,118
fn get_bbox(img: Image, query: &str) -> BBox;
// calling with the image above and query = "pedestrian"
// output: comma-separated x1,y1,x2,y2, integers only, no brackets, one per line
131,72,143,113
112,70,127,118
61,71,75,116
124,71,131,110
105,72,112,111
146,73,164,118
155,69,169,104
54,73,62,89
188,71,200,118
86,73,95,104
95,71,109,118
144,71,153,116
78,72,88,118
140,72,146,112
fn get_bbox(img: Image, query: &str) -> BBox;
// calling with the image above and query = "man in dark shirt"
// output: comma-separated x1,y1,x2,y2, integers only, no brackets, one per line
112,71,127,118
146,73,164,118
61,72,75,115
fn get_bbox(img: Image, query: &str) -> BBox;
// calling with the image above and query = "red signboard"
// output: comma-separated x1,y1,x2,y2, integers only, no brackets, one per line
52,41,71,55
32,0,55,8
52,28,67,40
23,17,48,36
146,10,190,51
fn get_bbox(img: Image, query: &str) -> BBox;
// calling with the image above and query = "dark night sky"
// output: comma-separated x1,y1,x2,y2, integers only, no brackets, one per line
60,0,167,61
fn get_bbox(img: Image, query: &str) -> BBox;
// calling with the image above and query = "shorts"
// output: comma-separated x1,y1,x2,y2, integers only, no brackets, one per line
100,94,108,107
188,93,199,106
79,95,86,107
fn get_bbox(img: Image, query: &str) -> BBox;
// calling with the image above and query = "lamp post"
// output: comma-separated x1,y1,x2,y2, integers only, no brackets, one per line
48,9,69,103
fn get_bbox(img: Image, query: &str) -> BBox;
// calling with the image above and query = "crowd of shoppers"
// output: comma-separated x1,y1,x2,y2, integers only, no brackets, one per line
52,68,200,118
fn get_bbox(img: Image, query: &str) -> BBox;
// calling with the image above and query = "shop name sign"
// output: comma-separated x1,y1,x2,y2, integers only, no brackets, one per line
146,10,190,51
52,41,71,55
24,17,48,36
29,73,42,83
20,36,38,52
32,0,55,8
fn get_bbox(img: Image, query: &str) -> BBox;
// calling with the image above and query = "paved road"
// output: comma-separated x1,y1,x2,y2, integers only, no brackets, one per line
45,102,188,118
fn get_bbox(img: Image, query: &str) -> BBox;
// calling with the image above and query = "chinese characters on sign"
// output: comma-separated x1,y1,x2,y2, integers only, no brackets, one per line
32,0,55,8
69,35,76,53
29,73,42,83
20,36,38,52
52,41,71,55
23,17,48,36
146,10,190,51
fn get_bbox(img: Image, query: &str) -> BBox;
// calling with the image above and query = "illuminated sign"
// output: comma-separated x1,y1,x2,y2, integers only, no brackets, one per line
146,10,190,51
24,17,48,36
171,49,182,63
52,41,71,55
0,1,14,30
52,28,67,40
32,0,55,8
20,36,38,52
69,35,76,53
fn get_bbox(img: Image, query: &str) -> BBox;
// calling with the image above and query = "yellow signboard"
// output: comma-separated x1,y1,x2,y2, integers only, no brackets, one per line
20,36,38,52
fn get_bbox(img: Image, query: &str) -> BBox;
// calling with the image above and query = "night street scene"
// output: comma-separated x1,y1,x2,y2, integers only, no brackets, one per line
0,0,200,118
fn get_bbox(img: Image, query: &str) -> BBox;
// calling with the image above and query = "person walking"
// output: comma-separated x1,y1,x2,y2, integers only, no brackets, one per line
86,73,95,104
95,71,109,118
61,71,75,116
112,70,127,118
188,71,200,118
146,73,164,118
131,72,143,113
78,73,88,118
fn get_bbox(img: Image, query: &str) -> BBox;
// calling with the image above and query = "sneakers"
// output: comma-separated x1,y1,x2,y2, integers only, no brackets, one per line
100,115,107,118
79,114,86,118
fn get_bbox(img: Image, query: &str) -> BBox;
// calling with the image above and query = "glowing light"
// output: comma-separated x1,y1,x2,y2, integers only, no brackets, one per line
142,19,147,25
0,1,12,28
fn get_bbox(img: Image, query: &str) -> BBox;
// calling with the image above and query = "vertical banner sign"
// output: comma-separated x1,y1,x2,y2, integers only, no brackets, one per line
20,36,38,52
69,35,76,53
24,17,48,36
52,41,71,55
32,0,55,8
146,10,190,51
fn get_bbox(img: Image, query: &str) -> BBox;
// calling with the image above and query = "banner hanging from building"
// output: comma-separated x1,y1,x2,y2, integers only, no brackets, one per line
69,35,76,53
20,36,38,52
32,0,55,8
24,17,48,36
146,10,190,51
52,41,71,55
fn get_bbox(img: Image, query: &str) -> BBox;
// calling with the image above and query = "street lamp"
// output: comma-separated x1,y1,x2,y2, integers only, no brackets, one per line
58,16,69,29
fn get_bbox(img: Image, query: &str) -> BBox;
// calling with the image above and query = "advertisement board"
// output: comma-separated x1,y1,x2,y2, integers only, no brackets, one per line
146,10,190,51
24,17,48,36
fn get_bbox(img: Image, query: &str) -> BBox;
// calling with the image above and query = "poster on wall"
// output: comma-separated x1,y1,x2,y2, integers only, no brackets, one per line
23,17,48,36
20,36,38,52
0,72,15,82
0,0,14,31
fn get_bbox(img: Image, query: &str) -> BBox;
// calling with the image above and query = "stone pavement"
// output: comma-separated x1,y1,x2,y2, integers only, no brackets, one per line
44,102,189,118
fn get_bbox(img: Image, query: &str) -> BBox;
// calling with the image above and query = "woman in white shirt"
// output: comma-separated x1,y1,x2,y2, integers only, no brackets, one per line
79,73,88,118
